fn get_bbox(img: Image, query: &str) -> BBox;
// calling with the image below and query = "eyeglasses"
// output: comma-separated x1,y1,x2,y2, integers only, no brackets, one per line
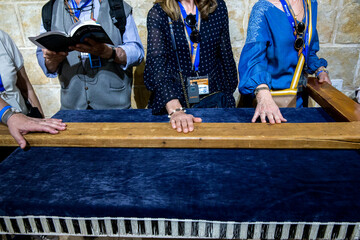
294,21,305,51
184,14,201,43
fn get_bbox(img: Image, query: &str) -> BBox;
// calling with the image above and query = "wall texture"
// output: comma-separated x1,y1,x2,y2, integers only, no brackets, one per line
0,0,359,117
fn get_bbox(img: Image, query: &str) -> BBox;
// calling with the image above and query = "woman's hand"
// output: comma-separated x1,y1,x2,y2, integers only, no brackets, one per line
170,110,202,133
166,99,202,133
252,87,287,124
317,71,331,84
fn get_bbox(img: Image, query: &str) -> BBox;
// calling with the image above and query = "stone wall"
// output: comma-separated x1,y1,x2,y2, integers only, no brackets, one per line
0,0,359,117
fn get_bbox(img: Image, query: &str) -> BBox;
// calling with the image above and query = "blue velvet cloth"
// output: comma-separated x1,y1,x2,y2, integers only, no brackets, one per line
0,108,359,222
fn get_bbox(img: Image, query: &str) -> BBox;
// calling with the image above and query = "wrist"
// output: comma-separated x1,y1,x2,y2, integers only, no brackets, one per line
254,85,270,96
315,66,329,78
168,107,186,118
1,106,18,126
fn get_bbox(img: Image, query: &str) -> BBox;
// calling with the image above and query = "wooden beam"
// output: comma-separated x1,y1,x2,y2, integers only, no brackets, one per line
0,122,359,149
306,77,360,122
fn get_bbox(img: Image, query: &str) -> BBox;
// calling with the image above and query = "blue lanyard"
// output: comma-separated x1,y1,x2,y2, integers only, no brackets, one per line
178,2,200,72
279,0,310,61
0,75,4,92
70,0,92,19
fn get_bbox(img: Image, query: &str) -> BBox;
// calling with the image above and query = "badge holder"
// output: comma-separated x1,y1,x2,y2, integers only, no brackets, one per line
187,82,200,104
89,54,101,69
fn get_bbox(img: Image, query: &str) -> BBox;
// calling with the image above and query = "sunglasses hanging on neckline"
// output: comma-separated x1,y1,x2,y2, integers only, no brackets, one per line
184,13,201,43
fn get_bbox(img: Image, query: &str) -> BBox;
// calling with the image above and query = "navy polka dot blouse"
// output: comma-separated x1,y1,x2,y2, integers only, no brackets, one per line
144,0,238,114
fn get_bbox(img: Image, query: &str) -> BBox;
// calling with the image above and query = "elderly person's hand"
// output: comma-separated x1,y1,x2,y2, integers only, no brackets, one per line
170,111,202,133
7,113,66,149
166,99,202,133
252,84,287,124
317,71,331,85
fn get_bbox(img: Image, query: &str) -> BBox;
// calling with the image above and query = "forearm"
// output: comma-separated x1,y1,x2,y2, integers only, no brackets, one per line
16,67,44,117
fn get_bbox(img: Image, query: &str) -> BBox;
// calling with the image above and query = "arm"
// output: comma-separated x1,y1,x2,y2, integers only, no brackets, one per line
306,30,330,84
219,1,238,93
16,66,44,117
144,5,201,132
238,4,286,123
0,98,66,149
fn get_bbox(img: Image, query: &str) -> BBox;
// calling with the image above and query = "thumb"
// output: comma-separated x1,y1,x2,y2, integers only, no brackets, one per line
10,129,27,149
193,117,202,123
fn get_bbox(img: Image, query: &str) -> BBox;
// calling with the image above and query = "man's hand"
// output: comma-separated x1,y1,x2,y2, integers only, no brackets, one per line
69,38,111,59
7,114,67,149
42,49,68,73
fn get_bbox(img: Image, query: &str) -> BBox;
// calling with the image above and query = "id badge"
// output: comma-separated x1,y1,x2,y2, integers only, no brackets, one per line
89,53,101,69
188,75,209,95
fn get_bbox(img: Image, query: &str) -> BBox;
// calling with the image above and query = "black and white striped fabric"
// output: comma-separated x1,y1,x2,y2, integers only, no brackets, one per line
1,216,359,239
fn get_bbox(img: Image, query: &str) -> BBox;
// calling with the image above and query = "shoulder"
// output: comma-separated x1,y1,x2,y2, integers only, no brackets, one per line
147,3,168,20
0,30,14,49
122,1,133,16
251,0,274,16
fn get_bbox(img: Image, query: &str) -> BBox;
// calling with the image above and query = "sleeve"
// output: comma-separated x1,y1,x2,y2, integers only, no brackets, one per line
1,31,24,71
118,14,145,70
143,6,183,114
238,4,272,95
305,29,327,74
218,1,238,94
36,21,59,78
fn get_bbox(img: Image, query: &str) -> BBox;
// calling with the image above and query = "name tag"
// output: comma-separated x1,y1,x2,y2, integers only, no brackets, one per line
188,76,209,95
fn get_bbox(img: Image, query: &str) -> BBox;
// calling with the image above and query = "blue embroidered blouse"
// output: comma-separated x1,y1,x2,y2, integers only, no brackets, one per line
238,0,327,105
144,0,238,114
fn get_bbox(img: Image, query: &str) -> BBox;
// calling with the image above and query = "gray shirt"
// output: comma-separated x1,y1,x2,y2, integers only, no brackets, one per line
0,30,28,114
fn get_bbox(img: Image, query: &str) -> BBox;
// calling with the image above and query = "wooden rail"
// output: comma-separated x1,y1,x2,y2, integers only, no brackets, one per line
1,122,359,149
306,77,360,121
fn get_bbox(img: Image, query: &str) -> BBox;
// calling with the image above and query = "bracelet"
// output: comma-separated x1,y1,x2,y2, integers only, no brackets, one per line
0,105,11,122
315,67,329,78
316,70,329,78
1,107,17,126
168,107,186,118
254,86,270,96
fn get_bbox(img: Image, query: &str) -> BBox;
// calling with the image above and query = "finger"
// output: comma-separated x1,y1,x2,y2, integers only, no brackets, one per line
274,114,282,124
181,118,189,133
193,117,202,123
251,111,260,123
278,110,287,122
9,129,27,149
176,118,182,132
260,112,267,123
187,118,195,132
84,38,97,46
266,112,275,124
170,119,176,129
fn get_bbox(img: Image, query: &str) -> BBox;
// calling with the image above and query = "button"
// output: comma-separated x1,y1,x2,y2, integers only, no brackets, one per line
85,87,88,90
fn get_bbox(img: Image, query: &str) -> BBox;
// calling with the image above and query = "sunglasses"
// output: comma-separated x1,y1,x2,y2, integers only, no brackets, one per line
184,14,201,43
294,21,305,51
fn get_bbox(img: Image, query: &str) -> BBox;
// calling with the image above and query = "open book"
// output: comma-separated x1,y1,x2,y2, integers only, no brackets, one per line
29,20,114,52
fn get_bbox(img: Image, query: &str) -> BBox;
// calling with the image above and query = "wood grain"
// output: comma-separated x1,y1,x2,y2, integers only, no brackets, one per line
1,122,359,149
307,77,360,122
